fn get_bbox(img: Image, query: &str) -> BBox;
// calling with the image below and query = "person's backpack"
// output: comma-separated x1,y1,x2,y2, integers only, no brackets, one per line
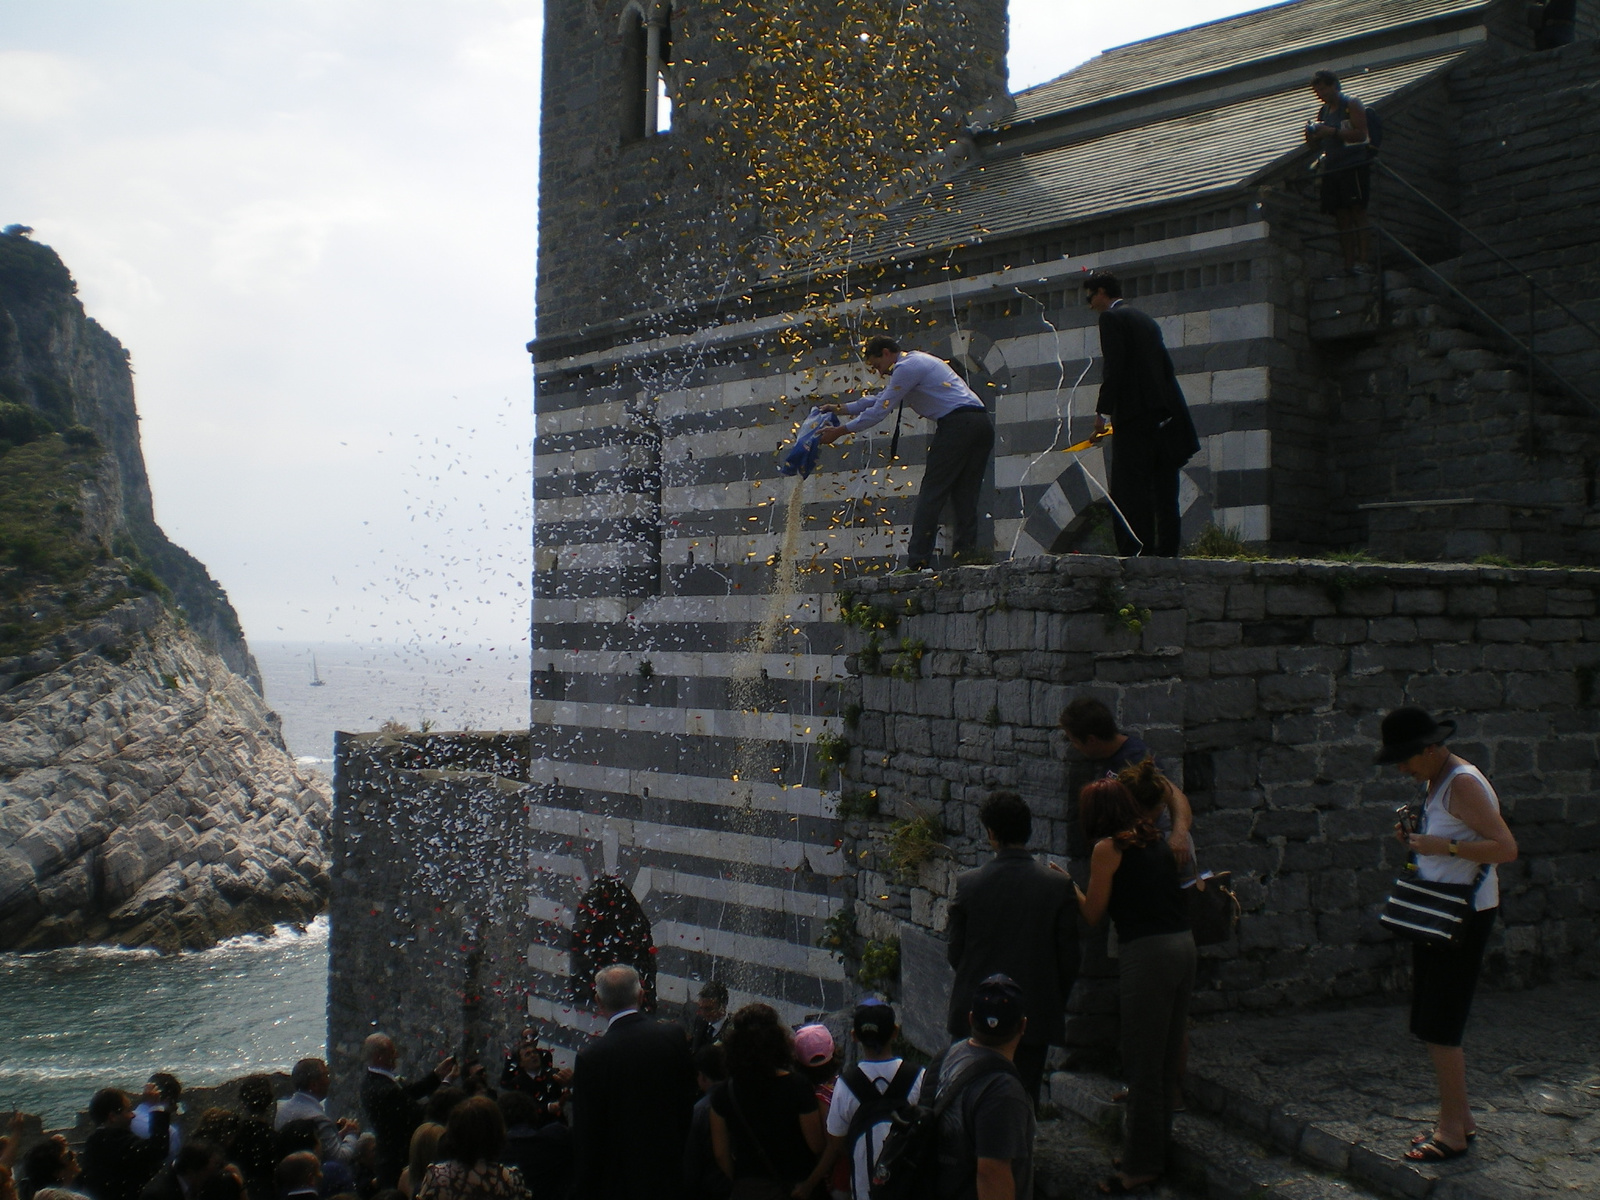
868,1051,1017,1200
1365,105,1384,149
839,1060,920,1180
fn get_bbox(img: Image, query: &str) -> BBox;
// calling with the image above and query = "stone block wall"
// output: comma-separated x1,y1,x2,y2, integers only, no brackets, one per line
835,557,1600,1047
1453,37,1600,405
1321,268,1600,563
327,733,531,1118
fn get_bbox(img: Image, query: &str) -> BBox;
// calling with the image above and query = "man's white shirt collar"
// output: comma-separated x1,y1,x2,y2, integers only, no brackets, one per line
606,1008,640,1029
366,1066,398,1081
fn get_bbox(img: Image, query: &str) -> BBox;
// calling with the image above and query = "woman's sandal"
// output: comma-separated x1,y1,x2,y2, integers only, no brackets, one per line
1409,1130,1477,1147
1405,1137,1471,1163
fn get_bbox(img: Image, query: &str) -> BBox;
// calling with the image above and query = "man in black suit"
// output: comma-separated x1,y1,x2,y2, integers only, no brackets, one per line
688,979,729,1054
80,1087,171,1200
571,963,697,1200
946,792,1079,1108
357,1033,456,1188
1087,270,1201,557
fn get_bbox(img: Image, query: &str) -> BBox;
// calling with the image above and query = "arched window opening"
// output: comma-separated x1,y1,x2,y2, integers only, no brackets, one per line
570,874,658,1010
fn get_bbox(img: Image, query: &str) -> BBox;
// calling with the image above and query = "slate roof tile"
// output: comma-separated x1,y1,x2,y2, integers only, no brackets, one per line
870,48,1467,256
1009,0,1491,123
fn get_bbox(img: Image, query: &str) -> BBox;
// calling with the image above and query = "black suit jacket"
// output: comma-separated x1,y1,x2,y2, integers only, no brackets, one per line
946,848,1080,1047
81,1110,171,1200
571,1012,697,1200
359,1069,441,1188
1095,302,1200,465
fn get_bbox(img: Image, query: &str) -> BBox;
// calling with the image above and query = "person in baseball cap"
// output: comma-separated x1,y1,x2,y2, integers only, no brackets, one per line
794,1024,835,1070
968,973,1027,1045
852,1001,897,1049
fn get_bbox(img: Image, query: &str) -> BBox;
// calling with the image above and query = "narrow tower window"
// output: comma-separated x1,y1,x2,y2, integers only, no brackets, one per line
620,4,672,142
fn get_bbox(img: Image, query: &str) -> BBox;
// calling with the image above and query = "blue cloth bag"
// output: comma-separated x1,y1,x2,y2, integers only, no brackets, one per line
778,407,839,479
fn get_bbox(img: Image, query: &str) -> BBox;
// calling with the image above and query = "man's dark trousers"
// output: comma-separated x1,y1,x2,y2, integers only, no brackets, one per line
907,407,994,566
1110,431,1183,557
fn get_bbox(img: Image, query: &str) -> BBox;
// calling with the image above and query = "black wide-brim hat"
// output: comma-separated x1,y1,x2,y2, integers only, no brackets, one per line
1375,706,1457,763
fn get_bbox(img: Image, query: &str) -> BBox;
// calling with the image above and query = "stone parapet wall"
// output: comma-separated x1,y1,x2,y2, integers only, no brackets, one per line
836,556,1600,1038
328,733,531,1117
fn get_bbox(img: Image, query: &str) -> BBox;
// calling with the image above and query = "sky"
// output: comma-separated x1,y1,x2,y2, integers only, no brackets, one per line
0,0,1274,649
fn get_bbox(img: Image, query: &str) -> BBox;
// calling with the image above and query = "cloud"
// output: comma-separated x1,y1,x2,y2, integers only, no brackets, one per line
0,50,98,122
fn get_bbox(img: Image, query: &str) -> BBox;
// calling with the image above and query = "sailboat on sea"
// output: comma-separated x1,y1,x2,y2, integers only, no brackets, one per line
309,653,326,687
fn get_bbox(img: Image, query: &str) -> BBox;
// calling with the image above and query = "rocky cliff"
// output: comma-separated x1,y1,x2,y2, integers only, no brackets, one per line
0,226,329,951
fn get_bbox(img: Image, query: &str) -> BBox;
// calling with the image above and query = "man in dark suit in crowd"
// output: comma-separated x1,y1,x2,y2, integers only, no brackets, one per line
946,792,1080,1108
80,1086,171,1200
571,963,697,1200
688,979,730,1054
1088,269,1200,557
358,1033,456,1188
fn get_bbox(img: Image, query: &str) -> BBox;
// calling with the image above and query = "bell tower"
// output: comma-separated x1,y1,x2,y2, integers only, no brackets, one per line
534,1,1011,342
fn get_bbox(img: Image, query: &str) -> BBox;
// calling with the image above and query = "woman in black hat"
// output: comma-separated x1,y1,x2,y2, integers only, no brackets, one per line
1376,707,1518,1163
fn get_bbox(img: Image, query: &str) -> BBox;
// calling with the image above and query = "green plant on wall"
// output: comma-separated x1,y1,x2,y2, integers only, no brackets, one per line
837,788,880,820
1185,522,1261,559
857,634,883,674
858,936,900,993
888,637,925,681
816,906,857,966
843,701,863,729
837,593,899,633
815,729,849,785
884,811,944,879
1098,582,1151,636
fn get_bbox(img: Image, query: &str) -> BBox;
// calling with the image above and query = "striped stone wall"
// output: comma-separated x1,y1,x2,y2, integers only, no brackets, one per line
526,214,1297,1055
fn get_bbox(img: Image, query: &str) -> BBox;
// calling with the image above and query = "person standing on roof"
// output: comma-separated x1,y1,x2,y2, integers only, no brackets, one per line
816,336,994,573
1306,69,1374,274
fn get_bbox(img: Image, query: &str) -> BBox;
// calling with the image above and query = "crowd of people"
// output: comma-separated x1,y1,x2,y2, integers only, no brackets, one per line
0,700,1515,1200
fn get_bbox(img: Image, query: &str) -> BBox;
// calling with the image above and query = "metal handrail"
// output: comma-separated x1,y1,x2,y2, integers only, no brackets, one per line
1366,219,1598,415
1298,150,1596,414
1374,158,1600,348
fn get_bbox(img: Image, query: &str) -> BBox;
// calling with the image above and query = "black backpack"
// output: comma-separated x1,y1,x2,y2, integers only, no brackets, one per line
869,1050,1018,1200
839,1060,921,1173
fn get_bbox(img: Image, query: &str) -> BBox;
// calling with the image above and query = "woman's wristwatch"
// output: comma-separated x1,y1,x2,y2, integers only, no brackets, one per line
1448,839,1460,856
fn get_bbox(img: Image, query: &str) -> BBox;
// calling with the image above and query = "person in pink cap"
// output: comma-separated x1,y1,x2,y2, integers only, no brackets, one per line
793,1026,848,1199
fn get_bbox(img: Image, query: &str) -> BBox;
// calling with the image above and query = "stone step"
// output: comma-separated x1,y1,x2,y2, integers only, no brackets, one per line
1171,1110,1390,1200
1048,1072,1389,1200
1181,1071,1537,1200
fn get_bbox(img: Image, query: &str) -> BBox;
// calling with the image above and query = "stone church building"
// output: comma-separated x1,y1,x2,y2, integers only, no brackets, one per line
329,0,1600,1074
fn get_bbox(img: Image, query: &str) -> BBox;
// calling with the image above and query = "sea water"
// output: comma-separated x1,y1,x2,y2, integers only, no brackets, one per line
0,920,329,1127
0,642,529,1126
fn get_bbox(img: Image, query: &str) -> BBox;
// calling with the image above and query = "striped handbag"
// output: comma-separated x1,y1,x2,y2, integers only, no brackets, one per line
1380,862,1488,946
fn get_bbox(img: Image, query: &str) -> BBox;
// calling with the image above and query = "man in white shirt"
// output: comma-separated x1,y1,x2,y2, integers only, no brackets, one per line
818,336,994,572
276,1058,361,1164
130,1073,182,1164
792,1001,923,1200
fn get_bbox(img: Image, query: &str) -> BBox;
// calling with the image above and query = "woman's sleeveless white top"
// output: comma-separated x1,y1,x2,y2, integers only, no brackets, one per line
1418,761,1499,910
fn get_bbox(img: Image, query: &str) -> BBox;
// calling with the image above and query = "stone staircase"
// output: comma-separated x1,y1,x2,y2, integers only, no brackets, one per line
1314,264,1600,563
1047,1070,1393,1200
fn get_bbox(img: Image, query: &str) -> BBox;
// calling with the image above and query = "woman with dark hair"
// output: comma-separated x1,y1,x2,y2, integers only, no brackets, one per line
1377,707,1517,1163
707,1004,822,1199
20,1138,84,1200
1075,778,1195,1195
397,1125,443,1200
415,1098,528,1200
